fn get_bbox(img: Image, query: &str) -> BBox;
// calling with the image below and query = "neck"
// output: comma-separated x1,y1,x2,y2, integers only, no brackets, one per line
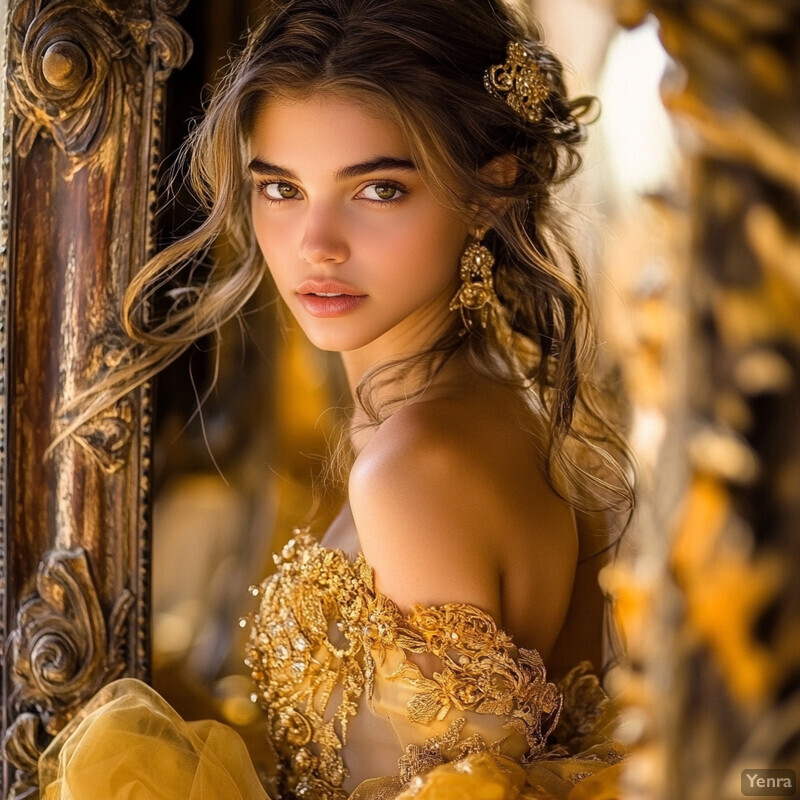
342,339,467,456
340,291,458,402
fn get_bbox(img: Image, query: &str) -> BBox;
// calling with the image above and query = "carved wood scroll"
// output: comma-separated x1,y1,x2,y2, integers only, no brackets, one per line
4,551,133,793
0,1,190,797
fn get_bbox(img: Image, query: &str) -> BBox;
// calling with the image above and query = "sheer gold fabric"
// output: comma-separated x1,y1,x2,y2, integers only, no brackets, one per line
247,531,624,799
38,679,268,800
38,531,624,800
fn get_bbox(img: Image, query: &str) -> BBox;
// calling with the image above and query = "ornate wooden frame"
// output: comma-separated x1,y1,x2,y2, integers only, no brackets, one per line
0,1,190,796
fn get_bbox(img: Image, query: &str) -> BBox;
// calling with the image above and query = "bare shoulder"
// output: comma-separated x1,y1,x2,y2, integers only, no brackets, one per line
349,385,578,657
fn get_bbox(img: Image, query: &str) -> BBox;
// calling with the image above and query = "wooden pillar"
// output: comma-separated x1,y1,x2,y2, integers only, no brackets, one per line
0,1,190,797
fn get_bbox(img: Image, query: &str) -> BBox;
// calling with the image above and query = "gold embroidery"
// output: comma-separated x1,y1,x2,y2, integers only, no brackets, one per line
397,718,500,783
246,533,564,798
549,662,627,767
246,531,366,799
364,602,562,756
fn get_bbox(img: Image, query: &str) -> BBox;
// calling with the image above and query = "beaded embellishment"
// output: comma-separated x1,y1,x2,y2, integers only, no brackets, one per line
246,532,564,799
484,41,549,124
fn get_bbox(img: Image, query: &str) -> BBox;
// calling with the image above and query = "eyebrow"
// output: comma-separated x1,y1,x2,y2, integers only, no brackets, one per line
247,155,417,181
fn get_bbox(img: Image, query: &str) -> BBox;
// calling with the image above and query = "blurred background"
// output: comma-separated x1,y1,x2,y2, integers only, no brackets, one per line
149,2,800,797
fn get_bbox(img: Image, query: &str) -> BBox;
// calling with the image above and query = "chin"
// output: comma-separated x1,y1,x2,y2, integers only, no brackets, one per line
298,324,375,354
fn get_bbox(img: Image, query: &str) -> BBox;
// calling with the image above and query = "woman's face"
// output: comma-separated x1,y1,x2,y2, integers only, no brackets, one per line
248,93,470,358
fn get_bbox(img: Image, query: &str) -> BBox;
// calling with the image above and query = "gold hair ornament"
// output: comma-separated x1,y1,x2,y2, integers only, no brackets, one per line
449,228,499,330
484,41,549,124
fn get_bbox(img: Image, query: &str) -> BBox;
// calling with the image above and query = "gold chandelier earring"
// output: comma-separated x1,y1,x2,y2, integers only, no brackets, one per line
449,227,499,331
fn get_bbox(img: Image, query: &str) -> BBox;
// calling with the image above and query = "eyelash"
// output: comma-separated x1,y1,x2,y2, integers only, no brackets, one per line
253,180,408,206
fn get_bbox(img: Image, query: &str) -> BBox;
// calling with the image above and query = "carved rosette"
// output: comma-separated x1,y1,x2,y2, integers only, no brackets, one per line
3,550,133,798
8,0,191,160
71,397,135,474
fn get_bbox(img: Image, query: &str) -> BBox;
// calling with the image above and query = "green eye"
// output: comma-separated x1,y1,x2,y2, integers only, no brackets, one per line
263,182,300,200
374,185,397,200
364,183,403,202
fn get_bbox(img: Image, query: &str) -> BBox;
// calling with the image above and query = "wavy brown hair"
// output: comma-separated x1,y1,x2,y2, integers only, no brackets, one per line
55,0,635,539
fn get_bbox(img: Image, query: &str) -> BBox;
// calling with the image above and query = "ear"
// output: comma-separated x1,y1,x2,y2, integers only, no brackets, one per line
480,154,519,188
472,154,519,229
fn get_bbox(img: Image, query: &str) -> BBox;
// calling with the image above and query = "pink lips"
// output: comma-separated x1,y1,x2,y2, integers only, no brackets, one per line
295,279,368,318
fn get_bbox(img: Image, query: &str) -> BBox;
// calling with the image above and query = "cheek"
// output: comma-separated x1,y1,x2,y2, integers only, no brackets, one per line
250,203,269,256
251,209,292,282
405,214,467,289
371,208,465,279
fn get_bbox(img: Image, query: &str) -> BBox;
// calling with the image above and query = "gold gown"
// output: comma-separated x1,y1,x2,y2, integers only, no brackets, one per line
39,531,624,800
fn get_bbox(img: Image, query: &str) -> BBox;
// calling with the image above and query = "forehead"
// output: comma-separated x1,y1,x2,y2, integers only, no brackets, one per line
248,93,411,166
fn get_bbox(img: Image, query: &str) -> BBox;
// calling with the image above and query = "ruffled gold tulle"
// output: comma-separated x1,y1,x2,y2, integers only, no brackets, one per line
385,751,625,800
38,677,624,800
39,679,268,800
385,752,625,800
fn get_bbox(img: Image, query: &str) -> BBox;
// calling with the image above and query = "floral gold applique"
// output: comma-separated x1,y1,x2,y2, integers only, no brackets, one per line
370,603,562,756
246,533,566,798
247,531,363,799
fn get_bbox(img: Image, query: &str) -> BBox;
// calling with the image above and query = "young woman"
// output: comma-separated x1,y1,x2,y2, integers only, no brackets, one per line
40,0,634,797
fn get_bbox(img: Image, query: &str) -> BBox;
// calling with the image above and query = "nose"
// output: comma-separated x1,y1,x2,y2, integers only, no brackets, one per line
298,206,350,265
